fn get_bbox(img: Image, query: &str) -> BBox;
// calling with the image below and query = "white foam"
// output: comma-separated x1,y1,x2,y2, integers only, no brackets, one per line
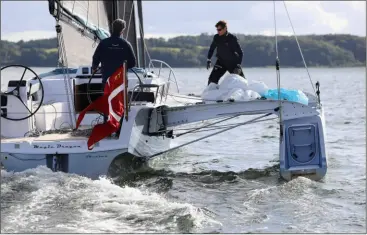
1,166,220,233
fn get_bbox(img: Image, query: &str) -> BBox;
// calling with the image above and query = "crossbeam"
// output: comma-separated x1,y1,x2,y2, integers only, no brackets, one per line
162,99,319,128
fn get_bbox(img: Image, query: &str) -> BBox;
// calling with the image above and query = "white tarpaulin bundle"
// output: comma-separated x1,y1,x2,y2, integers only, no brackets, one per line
201,74,268,101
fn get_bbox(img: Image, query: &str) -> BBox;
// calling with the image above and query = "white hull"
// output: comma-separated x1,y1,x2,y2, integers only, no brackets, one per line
1,62,328,181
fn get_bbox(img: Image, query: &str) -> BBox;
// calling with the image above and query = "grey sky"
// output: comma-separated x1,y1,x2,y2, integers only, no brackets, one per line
1,1,365,42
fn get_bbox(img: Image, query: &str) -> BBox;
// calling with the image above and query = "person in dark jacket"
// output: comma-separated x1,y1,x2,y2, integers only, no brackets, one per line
206,20,245,85
91,18,136,123
92,19,136,84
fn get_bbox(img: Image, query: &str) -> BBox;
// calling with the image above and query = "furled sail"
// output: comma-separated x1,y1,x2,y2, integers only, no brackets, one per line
48,0,111,67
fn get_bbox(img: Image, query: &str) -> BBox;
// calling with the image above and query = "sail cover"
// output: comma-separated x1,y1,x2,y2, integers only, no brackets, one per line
48,0,111,67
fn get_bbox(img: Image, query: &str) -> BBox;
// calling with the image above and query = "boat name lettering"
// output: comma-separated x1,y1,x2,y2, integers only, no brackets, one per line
86,155,108,158
33,144,82,149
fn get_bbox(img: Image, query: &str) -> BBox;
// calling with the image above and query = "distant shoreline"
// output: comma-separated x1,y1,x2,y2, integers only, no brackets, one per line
1,33,365,68
3,65,364,69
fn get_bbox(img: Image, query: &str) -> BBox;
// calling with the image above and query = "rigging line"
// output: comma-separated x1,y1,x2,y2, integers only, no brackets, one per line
273,0,279,60
72,0,76,13
135,7,153,65
123,0,127,21
273,0,283,124
175,114,242,137
97,0,100,28
173,117,278,135
86,0,90,27
149,116,277,136
282,0,316,93
126,1,134,39
145,112,274,160
58,30,76,128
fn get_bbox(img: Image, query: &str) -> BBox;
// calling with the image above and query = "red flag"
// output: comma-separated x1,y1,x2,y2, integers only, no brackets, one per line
76,66,125,150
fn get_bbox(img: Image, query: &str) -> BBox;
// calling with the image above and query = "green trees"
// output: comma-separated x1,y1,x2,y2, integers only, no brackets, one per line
0,33,365,67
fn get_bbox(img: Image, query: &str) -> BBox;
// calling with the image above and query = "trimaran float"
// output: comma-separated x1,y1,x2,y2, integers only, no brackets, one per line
0,0,327,181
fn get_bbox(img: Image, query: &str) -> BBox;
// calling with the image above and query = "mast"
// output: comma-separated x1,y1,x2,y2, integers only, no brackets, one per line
137,0,146,68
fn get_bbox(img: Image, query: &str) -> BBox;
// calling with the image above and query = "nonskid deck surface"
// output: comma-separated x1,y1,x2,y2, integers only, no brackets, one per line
1,127,117,143
164,93,204,106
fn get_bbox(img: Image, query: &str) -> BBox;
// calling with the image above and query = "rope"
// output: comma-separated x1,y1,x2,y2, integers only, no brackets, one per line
145,113,273,160
173,117,277,135
22,100,103,138
282,1,316,93
175,114,241,137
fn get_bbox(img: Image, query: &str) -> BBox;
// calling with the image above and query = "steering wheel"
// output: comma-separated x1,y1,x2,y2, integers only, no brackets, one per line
86,67,144,107
0,64,44,121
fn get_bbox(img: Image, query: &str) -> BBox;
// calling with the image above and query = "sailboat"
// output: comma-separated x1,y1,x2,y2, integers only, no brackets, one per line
0,0,328,181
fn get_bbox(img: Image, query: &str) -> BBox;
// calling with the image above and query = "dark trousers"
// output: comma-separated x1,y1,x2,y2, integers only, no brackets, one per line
208,60,245,85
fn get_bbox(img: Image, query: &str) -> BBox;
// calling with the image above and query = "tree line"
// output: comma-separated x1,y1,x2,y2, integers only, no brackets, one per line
0,33,365,68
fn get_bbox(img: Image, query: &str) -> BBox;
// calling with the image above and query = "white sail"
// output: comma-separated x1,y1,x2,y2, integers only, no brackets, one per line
48,0,146,68
48,0,112,67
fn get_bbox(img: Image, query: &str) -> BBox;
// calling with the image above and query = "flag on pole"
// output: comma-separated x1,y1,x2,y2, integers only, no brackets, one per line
76,65,125,150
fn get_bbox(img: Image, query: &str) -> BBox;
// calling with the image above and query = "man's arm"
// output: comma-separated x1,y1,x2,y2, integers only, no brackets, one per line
125,41,137,68
231,35,243,64
207,35,217,60
92,42,103,71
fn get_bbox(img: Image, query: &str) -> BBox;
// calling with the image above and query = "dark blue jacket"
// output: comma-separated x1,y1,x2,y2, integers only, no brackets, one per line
92,33,136,83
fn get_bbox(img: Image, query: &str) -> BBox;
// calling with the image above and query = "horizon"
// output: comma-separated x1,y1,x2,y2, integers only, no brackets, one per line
1,1,366,42
1,32,365,44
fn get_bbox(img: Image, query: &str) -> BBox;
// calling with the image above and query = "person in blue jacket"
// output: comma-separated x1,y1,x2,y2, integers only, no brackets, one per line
206,20,245,85
91,19,136,123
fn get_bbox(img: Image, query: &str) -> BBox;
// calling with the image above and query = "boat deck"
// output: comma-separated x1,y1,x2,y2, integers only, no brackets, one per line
1,133,88,143
1,128,118,144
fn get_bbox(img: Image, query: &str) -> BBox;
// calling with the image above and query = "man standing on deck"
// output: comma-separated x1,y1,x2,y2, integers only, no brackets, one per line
206,20,245,85
91,19,137,124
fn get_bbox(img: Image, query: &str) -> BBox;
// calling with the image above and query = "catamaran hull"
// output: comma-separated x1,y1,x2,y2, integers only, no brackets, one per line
279,110,328,181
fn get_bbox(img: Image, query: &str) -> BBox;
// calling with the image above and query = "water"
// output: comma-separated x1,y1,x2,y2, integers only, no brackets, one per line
1,66,366,233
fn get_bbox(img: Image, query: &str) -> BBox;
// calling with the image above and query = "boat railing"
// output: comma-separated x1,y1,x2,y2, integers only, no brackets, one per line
148,59,180,94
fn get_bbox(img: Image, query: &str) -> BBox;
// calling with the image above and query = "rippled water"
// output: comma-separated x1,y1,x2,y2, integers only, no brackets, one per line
1,66,366,233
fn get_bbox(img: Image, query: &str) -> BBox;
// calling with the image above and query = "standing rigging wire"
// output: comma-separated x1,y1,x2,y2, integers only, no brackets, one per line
123,0,127,21
136,6,154,69
96,0,100,29
126,1,134,40
53,5,77,129
86,0,90,27
72,0,76,13
273,0,283,126
282,0,316,94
